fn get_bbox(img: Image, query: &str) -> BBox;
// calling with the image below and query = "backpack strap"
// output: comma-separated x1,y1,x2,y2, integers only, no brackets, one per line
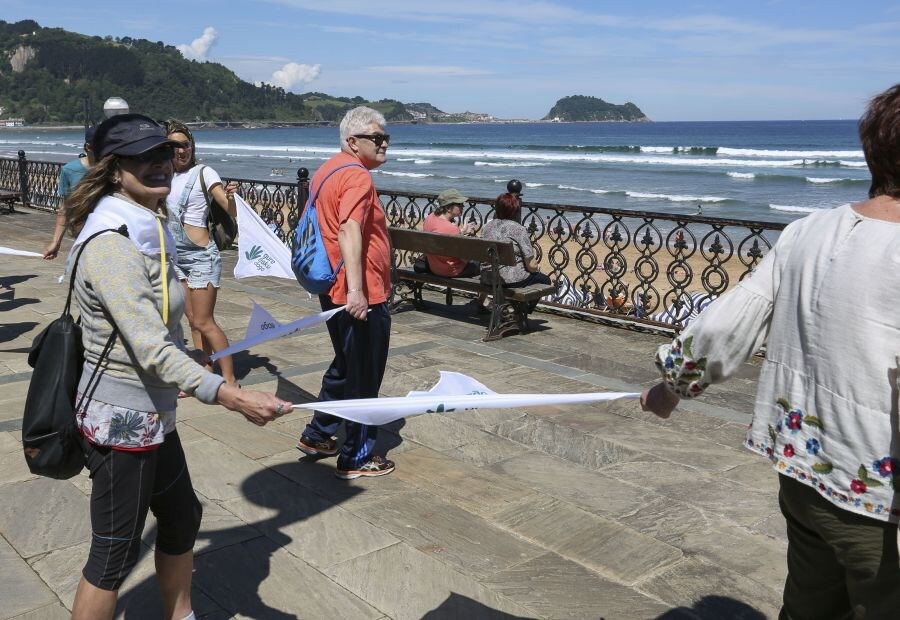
64,225,129,316
305,163,367,275
170,165,204,225
66,225,130,415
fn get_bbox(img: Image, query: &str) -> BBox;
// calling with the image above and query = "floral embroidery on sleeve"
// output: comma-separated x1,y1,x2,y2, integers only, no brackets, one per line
655,336,709,398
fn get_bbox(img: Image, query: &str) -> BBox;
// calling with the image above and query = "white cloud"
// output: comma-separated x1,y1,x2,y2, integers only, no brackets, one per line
270,62,322,89
177,27,219,60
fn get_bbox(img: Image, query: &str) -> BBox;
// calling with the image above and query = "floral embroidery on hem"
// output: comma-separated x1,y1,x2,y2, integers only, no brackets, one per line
745,437,900,518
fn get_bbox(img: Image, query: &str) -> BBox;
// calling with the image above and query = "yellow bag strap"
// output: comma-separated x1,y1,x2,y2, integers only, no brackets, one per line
155,217,169,325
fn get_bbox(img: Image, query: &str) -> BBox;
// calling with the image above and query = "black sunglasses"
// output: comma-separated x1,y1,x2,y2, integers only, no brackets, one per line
123,145,175,164
352,133,391,147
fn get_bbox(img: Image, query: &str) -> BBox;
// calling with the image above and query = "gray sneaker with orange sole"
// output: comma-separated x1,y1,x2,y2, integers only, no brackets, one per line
335,456,395,480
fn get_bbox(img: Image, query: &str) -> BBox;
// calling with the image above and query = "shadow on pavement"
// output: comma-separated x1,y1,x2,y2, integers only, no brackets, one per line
0,321,39,344
116,461,364,619
655,595,769,620
421,592,536,619
0,273,37,289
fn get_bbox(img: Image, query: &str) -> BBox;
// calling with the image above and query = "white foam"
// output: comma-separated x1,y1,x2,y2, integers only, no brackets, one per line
718,147,862,158
375,171,432,178
626,191,727,203
525,182,545,187
396,157,416,162
769,204,820,213
474,161,547,167
558,185,610,194
413,159,432,164
727,172,755,179
805,177,844,184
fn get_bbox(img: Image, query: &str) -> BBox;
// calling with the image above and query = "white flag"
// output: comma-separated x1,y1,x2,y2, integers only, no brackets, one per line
291,371,640,425
0,246,42,257
234,195,295,280
210,304,344,361
245,300,281,339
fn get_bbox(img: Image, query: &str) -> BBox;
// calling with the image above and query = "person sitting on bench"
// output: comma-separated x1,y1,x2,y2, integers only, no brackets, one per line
423,188,481,278
483,192,552,290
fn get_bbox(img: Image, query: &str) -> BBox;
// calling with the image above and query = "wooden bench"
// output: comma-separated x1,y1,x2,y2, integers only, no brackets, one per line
0,190,21,213
388,227,556,341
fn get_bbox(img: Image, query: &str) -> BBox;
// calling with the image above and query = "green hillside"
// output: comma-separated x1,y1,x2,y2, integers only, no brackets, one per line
0,19,422,124
543,95,649,122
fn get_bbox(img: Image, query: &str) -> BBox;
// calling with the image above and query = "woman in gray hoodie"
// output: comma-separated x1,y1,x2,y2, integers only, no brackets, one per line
64,114,292,620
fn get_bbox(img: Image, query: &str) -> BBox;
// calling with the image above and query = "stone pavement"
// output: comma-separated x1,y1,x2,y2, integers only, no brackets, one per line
0,206,785,619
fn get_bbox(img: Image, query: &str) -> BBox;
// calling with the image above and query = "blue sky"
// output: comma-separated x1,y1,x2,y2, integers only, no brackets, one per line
4,1,899,121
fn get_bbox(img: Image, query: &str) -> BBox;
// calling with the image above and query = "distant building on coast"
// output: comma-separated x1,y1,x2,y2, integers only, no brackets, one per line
1,118,25,127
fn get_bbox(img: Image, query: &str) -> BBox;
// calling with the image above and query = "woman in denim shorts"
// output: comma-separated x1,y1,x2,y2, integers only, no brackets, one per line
164,119,239,385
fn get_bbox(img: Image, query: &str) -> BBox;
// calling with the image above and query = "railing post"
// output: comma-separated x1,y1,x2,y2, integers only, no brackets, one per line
17,150,29,208
297,167,309,215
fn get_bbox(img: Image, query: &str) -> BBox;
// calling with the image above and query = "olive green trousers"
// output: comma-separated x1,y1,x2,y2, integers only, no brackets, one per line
778,474,900,620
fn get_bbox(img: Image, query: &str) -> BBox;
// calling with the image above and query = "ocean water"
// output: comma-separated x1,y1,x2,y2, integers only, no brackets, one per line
0,120,867,223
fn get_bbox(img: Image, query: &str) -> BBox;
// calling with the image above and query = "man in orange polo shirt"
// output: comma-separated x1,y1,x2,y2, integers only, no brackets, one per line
295,107,395,479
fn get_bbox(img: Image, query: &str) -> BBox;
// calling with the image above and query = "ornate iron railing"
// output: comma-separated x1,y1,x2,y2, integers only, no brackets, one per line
1,153,785,331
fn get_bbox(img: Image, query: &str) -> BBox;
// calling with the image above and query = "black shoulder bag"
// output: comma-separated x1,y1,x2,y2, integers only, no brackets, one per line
199,167,238,251
22,225,127,479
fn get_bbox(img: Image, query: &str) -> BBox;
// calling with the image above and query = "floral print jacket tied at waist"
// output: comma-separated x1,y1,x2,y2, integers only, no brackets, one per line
655,205,900,524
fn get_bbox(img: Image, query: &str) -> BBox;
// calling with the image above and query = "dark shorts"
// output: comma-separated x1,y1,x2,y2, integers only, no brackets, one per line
82,430,202,590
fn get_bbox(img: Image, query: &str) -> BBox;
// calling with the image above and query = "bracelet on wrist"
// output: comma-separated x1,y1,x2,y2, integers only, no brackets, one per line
348,288,362,293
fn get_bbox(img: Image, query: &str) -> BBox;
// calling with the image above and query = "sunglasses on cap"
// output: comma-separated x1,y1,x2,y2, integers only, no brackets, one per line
122,145,175,164
352,133,391,147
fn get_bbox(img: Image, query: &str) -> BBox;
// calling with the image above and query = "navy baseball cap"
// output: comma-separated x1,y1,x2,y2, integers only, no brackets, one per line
84,125,97,145
92,113,182,159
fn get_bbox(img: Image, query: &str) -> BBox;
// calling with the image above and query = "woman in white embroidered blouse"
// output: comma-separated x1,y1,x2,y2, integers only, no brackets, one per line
642,84,900,619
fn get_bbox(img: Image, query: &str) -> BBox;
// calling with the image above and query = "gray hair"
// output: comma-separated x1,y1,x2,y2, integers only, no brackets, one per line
339,106,386,144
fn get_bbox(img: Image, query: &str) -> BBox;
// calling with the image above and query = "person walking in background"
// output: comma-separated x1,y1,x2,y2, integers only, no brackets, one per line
295,106,395,479
43,125,95,259
641,83,900,619
482,192,552,290
163,119,240,386
64,113,290,620
423,188,480,277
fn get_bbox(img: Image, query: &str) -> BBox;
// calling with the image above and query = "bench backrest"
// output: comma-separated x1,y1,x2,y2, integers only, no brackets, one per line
388,228,517,266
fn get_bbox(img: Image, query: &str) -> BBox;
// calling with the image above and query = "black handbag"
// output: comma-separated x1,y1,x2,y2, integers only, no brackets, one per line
412,254,431,274
199,168,238,250
21,226,125,479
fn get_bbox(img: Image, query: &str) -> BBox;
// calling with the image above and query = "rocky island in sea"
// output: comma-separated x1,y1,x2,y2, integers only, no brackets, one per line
543,95,649,122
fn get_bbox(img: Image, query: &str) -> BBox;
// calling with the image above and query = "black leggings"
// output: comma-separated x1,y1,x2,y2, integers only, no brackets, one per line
82,430,202,590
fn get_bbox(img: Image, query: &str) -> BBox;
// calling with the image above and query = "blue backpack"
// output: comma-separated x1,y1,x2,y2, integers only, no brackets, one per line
291,163,365,294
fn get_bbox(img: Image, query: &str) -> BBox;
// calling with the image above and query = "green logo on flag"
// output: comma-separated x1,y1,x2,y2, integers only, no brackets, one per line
246,245,263,260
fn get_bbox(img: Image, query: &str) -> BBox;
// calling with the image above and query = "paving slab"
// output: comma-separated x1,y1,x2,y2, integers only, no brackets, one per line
0,476,90,558
482,551,670,620
395,447,537,518
0,535,57,619
451,434,530,467
600,460,781,528
326,541,538,620
363,489,545,579
492,413,648,470
221,469,399,570
183,410,296,460
494,495,683,585
638,556,781,620
193,540,382,619
490,451,659,520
